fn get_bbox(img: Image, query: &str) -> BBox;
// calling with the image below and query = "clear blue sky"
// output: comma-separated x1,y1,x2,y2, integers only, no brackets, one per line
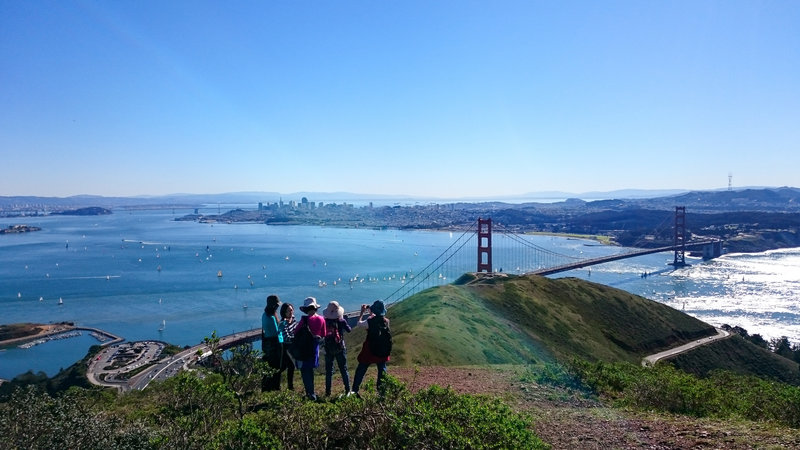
2,1,798,198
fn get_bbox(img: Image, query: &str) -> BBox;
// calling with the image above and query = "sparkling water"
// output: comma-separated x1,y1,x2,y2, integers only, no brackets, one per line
1,210,798,379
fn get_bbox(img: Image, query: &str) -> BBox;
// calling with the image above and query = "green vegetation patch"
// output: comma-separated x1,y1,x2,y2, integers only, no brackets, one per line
471,275,716,364
0,371,548,449
670,335,800,385
385,285,553,366
572,360,800,428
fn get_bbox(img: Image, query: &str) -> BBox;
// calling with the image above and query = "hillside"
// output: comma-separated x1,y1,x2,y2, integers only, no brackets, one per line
369,273,800,385
373,273,716,367
669,335,800,384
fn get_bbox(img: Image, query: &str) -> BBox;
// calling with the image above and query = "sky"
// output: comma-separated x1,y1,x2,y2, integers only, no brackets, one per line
1,1,798,199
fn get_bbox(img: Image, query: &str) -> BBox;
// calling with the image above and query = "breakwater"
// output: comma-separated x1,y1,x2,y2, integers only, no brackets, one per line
18,330,83,349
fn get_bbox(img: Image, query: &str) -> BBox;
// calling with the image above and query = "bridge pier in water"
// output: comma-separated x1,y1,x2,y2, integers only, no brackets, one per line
702,240,723,259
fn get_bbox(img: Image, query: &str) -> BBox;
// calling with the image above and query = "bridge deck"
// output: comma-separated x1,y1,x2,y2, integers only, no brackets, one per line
530,240,720,276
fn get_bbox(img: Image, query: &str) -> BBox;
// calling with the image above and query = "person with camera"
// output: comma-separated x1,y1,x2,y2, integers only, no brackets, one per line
350,300,391,397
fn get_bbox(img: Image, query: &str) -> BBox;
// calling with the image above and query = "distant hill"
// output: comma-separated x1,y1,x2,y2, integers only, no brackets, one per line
362,274,800,384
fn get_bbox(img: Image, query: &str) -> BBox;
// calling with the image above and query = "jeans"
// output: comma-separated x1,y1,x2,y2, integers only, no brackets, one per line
300,367,316,400
351,361,387,394
324,348,350,395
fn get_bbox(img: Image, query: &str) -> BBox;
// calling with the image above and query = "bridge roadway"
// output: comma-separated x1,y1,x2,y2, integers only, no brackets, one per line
530,239,721,276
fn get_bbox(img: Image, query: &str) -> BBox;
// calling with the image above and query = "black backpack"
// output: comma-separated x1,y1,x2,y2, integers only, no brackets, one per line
291,317,316,361
367,316,392,358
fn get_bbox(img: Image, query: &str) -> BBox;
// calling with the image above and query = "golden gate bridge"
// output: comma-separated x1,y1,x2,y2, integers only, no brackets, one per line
381,206,723,305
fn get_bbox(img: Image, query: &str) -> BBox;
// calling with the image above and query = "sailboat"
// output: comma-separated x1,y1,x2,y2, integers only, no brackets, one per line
158,320,165,331
58,297,63,305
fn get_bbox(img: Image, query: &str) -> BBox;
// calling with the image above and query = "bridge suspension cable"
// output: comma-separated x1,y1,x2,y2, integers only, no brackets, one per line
491,222,583,273
383,223,478,305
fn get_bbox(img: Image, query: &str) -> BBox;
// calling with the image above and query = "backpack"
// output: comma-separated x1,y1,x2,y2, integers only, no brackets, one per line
367,316,392,358
291,317,316,361
324,319,344,354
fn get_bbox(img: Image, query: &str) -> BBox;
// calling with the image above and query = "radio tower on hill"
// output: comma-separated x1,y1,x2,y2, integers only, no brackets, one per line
728,173,733,191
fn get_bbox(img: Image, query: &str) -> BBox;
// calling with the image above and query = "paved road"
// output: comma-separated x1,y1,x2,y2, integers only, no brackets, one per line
641,328,731,367
86,328,263,392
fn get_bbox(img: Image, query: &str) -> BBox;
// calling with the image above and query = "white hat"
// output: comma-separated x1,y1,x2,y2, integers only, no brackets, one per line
300,296,320,312
323,301,344,320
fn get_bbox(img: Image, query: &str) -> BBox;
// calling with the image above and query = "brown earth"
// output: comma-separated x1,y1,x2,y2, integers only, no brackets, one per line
0,323,74,348
390,366,800,449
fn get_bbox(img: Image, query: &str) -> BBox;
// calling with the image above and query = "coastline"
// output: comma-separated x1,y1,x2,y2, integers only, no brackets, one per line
0,323,123,349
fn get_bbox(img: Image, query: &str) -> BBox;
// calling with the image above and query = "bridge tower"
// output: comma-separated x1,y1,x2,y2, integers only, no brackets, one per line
477,218,492,273
671,206,687,267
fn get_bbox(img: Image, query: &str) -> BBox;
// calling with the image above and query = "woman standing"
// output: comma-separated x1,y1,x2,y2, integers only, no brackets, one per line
277,302,296,391
322,300,352,396
350,300,391,397
261,294,282,391
296,296,326,400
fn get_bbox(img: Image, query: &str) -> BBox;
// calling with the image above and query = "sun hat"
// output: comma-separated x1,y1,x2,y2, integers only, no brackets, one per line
323,301,344,320
299,296,320,313
266,294,280,308
370,300,386,316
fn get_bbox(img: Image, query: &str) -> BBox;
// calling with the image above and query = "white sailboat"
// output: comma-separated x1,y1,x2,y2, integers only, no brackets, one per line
158,320,165,331
58,297,63,305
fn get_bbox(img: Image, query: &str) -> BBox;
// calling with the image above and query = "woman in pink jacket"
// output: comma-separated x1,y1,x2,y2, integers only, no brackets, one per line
295,296,326,400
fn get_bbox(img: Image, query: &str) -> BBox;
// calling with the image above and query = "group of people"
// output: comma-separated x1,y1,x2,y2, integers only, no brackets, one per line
261,294,391,401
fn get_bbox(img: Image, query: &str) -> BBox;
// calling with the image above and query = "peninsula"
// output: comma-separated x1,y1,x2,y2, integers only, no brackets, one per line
0,224,41,234
176,188,800,254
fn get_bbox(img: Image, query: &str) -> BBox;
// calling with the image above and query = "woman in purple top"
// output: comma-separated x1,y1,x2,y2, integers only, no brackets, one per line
296,296,326,400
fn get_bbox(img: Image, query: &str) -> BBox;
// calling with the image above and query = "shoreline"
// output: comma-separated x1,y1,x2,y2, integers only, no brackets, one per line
0,323,123,349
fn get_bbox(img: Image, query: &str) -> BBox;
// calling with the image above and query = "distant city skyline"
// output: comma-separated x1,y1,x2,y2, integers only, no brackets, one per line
2,1,798,198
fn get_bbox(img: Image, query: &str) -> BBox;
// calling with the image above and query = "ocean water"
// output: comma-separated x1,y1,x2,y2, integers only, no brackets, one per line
1,209,798,379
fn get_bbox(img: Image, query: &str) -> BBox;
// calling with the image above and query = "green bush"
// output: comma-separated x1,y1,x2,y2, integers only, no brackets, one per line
571,360,800,428
1,372,548,449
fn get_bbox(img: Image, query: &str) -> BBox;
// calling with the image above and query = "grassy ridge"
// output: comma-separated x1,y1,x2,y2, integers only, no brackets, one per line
670,335,800,384
386,285,553,366
385,274,716,366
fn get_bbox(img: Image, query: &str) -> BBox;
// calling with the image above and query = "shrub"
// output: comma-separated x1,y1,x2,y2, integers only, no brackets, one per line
571,360,800,428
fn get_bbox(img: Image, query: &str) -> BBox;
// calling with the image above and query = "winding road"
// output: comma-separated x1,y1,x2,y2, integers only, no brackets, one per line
641,328,731,367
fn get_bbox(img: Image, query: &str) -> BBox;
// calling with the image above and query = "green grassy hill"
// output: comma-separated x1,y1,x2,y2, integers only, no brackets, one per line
367,273,716,367
670,335,800,384
361,272,800,384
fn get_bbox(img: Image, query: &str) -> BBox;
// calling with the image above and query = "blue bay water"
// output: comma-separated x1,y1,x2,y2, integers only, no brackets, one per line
1,210,798,379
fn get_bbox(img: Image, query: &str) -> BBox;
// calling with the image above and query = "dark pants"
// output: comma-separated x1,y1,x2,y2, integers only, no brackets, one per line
351,361,387,394
262,337,282,391
324,348,350,395
281,344,295,390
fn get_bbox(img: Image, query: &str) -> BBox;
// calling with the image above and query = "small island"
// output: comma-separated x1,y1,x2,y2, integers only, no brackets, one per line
0,224,41,234
51,207,112,216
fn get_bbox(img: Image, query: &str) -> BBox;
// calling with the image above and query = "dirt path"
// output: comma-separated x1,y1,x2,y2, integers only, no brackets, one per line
390,365,800,449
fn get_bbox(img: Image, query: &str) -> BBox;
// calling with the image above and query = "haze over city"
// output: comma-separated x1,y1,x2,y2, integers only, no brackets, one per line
2,1,798,198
